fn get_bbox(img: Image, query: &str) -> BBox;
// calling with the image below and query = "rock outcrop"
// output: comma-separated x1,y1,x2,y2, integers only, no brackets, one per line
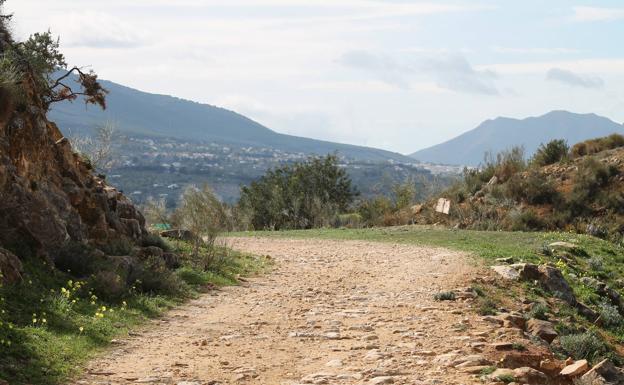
0,71,147,283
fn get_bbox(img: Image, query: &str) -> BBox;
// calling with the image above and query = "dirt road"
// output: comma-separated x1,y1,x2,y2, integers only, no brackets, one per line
77,237,499,385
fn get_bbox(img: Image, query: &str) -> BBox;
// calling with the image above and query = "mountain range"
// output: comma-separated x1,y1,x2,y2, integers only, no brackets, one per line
410,111,624,166
49,79,413,163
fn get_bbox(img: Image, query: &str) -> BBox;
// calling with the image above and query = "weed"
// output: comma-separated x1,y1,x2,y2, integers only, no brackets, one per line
512,343,526,351
434,291,456,301
527,303,550,321
480,366,496,376
477,298,498,316
497,374,517,384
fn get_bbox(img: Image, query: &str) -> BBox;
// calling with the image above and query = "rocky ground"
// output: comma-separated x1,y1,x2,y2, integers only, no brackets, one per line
75,237,612,385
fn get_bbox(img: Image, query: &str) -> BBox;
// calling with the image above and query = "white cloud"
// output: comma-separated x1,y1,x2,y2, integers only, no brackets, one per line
492,47,581,55
546,68,604,89
339,51,500,95
571,6,624,22
481,59,624,75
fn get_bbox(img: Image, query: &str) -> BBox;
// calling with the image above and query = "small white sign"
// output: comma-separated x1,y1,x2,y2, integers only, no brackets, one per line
435,198,451,215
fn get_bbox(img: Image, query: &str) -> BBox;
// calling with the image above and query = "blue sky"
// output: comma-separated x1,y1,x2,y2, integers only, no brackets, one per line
7,0,624,153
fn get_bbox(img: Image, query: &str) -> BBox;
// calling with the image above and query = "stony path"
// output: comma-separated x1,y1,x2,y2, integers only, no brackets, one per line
77,237,503,385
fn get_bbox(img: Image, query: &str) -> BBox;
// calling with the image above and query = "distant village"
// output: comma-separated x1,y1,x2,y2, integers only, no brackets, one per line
108,136,462,205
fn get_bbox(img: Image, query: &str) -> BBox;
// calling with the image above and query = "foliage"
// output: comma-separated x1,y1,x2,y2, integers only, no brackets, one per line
171,184,226,256
531,139,569,166
558,330,612,364
527,302,549,320
0,11,108,112
69,122,117,172
239,154,357,230
571,134,624,158
505,171,560,205
434,291,456,301
508,209,545,231
598,301,623,328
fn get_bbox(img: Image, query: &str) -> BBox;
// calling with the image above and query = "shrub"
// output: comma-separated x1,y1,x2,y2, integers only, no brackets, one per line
434,291,456,301
505,172,560,205
509,209,545,231
527,303,550,320
141,233,171,252
559,331,611,363
588,257,604,271
357,196,393,226
90,271,127,302
128,256,186,296
100,237,135,256
52,242,102,277
532,139,569,166
598,301,623,328
477,298,498,315
571,134,624,158
171,184,226,256
333,213,363,228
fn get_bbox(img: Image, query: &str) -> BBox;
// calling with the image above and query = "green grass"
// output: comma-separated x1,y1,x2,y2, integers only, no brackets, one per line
0,243,270,385
229,225,624,264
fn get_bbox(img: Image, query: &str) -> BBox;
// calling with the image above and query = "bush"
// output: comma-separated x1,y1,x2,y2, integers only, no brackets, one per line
128,256,186,296
598,301,623,328
52,242,102,277
571,134,624,158
559,331,611,363
532,139,569,166
588,257,604,271
100,237,135,256
90,271,127,302
333,213,363,228
434,291,456,301
527,303,549,320
141,233,171,252
171,184,226,256
509,209,545,231
505,172,560,205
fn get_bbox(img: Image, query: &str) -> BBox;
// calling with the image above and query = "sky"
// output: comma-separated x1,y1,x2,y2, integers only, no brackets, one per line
5,0,624,154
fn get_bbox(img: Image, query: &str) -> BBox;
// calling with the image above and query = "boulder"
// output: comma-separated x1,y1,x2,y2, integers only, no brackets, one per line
582,359,623,384
513,367,548,384
526,319,558,343
560,360,589,377
511,263,540,281
537,265,576,304
492,265,520,280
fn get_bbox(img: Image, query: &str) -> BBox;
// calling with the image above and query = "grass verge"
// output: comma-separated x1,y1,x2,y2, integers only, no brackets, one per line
0,242,270,385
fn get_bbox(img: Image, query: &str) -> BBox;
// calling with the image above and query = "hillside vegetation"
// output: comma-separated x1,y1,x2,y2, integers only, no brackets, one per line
414,134,624,244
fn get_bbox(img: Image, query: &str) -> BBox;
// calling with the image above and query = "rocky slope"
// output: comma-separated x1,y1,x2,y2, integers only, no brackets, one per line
0,76,147,284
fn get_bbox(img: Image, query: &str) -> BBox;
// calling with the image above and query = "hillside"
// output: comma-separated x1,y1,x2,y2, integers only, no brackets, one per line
410,111,624,166
49,78,414,163
413,134,624,241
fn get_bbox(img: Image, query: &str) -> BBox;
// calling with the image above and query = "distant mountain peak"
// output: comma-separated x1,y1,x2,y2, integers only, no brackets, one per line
410,110,624,166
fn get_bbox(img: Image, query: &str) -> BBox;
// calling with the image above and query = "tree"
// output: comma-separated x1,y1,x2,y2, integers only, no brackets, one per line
0,5,108,112
238,154,358,230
